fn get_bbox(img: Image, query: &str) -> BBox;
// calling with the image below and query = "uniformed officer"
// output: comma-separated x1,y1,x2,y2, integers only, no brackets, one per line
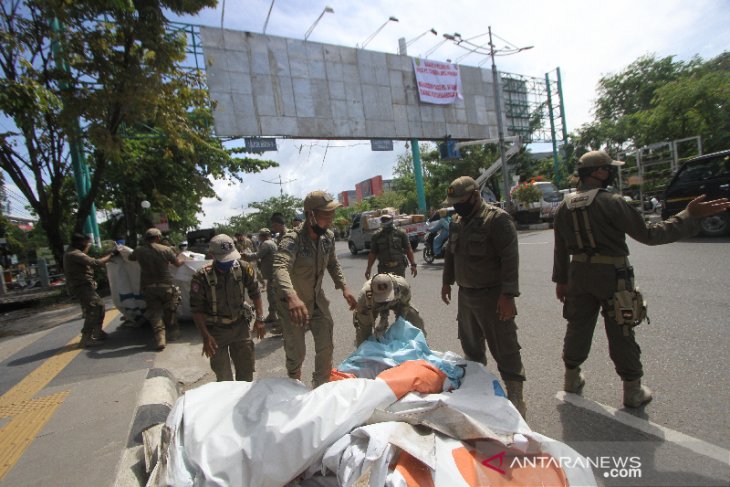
129,228,185,350
365,214,418,279
553,150,730,407
242,228,280,333
353,273,425,346
234,232,254,253
273,190,358,387
441,176,527,418
190,234,266,382
270,212,288,244
291,214,304,230
63,233,117,348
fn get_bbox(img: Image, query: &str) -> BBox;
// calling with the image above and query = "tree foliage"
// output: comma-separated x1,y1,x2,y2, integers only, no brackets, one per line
217,195,303,237
0,0,277,265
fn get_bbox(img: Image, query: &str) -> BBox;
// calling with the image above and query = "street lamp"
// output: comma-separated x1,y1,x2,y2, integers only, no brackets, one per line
304,6,334,41
359,16,399,49
397,28,437,55
487,26,533,209
262,0,276,34
423,32,459,58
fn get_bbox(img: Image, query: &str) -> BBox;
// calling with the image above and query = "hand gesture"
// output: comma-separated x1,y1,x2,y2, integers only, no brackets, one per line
686,195,730,219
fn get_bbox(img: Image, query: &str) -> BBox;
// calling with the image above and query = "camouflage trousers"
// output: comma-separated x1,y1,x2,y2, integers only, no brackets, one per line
207,318,255,381
73,284,105,336
142,284,180,335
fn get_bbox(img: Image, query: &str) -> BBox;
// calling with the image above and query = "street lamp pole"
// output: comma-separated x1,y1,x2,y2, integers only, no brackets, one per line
489,26,513,209
304,6,334,41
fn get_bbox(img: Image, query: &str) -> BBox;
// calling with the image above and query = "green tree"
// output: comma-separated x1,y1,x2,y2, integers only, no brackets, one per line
218,195,303,237
0,0,217,267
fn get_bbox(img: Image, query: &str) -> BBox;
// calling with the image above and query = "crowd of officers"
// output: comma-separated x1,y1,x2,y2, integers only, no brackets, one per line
63,150,730,418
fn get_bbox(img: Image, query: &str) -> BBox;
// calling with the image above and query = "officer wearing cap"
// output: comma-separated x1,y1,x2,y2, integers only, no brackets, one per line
63,233,118,348
234,232,254,253
353,273,425,345
273,190,358,387
242,228,280,333
190,234,266,381
292,214,304,230
129,228,185,350
554,150,730,407
365,214,418,280
441,175,527,417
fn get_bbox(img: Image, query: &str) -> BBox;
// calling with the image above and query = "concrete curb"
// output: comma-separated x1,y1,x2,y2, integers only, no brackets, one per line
113,368,180,487
516,222,552,231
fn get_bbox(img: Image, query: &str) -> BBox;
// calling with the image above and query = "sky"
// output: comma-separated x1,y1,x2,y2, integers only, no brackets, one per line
3,0,730,227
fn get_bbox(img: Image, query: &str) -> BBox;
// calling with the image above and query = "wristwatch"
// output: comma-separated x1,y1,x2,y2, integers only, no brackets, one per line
255,315,265,322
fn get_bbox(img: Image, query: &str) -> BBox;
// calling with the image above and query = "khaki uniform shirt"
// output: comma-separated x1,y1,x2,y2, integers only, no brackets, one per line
245,239,277,280
443,201,520,296
370,227,409,265
235,237,254,254
129,243,178,288
273,227,347,314
552,181,700,284
189,260,261,323
63,248,102,289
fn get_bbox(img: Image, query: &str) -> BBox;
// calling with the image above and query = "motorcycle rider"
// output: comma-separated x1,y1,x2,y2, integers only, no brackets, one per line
429,208,451,257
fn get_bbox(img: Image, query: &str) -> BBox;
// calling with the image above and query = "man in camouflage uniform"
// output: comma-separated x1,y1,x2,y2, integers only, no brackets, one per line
365,214,418,279
242,228,280,333
190,234,266,381
441,176,527,418
130,228,185,350
63,233,117,348
553,150,730,407
273,190,357,387
353,273,425,346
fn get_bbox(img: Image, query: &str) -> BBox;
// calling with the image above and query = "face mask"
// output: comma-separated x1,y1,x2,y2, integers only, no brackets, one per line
453,196,477,217
382,220,394,229
603,166,618,188
215,260,235,272
309,213,327,236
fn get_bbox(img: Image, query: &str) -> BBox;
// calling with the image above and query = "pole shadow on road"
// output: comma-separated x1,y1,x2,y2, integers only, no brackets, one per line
557,400,729,486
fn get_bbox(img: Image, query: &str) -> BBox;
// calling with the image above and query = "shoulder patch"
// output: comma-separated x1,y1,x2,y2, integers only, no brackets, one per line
247,265,254,277
191,280,201,294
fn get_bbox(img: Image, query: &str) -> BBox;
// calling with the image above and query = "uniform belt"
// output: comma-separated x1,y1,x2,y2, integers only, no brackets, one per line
144,283,173,288
206,316,242,326
384,261,400,268
571,254,628,266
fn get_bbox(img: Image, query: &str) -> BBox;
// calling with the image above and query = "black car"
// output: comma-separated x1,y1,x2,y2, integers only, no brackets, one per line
661,149,730,236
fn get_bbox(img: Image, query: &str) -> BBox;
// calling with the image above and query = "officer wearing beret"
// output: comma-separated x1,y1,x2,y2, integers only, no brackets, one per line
554,150,730,407
273,190,357,387
190,234,266,381
441,175,527,418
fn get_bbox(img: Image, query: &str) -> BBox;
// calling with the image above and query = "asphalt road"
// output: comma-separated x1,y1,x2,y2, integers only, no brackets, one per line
248,230,729,486
1,229,728,486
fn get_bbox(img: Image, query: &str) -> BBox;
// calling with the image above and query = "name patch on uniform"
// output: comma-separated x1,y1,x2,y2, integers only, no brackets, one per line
191,281,200,293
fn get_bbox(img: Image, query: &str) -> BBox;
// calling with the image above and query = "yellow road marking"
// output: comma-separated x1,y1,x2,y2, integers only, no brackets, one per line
0,309,119,480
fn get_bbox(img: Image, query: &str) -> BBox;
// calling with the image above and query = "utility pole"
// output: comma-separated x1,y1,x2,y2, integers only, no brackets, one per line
488,26,512,210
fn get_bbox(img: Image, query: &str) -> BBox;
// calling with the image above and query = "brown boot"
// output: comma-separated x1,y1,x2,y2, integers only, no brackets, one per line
505,380,527,419
623,379,652,408
79,333,103,348
564,367,586,394
154,330,166,351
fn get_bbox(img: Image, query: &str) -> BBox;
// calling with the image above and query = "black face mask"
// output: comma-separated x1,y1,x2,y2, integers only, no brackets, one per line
453,196,478,217
309,213,327,236
601,166,618,189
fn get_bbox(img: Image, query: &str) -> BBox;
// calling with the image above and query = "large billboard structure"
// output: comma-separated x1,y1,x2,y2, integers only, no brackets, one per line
199,28,504,141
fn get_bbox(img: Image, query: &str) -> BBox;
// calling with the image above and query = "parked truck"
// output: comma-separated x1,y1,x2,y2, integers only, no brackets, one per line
348,209,427,255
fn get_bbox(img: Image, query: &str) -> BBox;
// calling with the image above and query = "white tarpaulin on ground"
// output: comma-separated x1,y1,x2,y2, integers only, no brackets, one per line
148,323,596,487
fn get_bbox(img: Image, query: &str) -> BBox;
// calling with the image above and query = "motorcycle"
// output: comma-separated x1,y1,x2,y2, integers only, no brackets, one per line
423,229,448,264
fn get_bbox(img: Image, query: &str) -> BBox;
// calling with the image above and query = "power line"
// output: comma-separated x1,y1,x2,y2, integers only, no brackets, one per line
262,175,297,198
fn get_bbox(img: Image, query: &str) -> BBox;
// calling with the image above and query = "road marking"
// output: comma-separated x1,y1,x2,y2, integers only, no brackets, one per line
0,309,119,480
556,391,730,464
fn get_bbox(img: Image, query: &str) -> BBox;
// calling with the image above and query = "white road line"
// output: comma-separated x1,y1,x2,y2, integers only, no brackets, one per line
556,391,730,465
